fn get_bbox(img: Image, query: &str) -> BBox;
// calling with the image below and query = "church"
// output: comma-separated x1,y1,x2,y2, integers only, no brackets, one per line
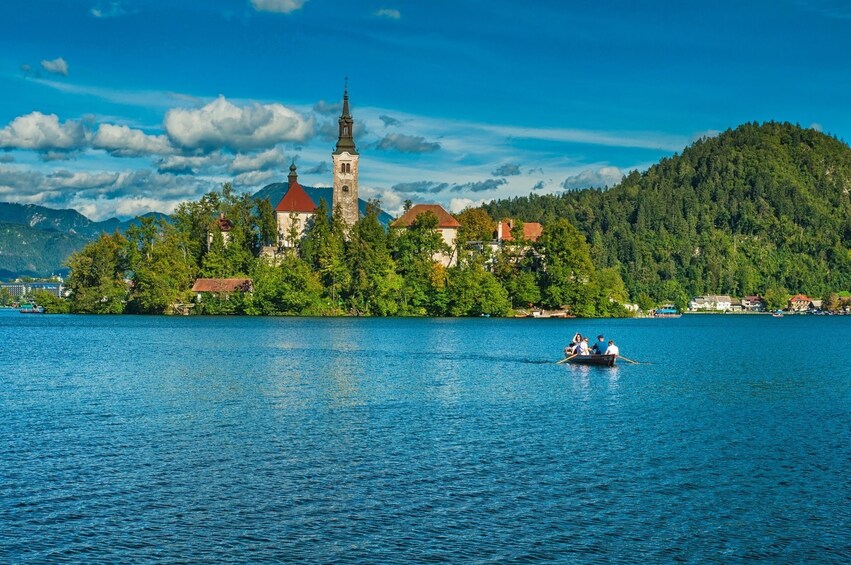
268,86,392,249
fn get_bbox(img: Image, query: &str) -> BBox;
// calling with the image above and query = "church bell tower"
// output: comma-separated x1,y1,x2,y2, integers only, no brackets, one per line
332,82,359,228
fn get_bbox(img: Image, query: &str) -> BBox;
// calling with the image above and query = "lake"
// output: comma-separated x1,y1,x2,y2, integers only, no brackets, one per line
1,311,849,562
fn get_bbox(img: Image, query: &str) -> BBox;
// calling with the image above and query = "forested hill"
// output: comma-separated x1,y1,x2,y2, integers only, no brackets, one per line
482,122,851,304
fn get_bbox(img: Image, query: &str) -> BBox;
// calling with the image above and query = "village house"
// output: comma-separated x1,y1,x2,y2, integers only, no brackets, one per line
741,295,765,312
689,295,734,312
495,219,543,243
788,294,813,312
191,278,253,301
391,204,461,267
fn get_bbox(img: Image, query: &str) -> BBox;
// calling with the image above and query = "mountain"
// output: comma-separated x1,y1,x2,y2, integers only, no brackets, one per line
0,223,90,279
0,202,170,279
482,122,851,302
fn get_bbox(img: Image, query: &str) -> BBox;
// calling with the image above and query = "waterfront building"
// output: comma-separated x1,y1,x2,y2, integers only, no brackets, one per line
788,294,814,312
689,295,734,312
191,278,253,301
391,204,461,267
1,281,64,298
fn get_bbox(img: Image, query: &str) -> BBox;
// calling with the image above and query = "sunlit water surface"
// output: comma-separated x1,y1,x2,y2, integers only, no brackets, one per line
1,311,849,562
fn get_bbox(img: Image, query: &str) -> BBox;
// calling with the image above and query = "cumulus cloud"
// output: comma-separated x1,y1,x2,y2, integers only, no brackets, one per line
375,133,440,153
303,161,329,175
0,165,207,220
375,8,401,19
233,169,278,188
452,178,506,193
449,198,486,213
164,96,312,152
41,57,69,76
809,122,824,132
229,147,285,174
532,180,546,190
561,166,624,190
0,112,88,152
251,0,307,14
92,124,173,157
492,163,521,176
313,100,342,115
157,153,226,175
391,180,449,194
379,115,401,127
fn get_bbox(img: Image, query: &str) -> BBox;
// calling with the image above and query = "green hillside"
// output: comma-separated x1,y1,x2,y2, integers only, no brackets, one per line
0,202,171,278
0,223,90,278
483,122,851,303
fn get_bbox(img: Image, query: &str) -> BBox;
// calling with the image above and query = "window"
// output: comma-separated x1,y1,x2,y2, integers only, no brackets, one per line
343,126,348,135
340,163,351,173
342,185,349,192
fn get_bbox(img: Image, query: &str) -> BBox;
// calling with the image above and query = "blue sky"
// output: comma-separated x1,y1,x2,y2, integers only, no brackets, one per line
1,0,850,219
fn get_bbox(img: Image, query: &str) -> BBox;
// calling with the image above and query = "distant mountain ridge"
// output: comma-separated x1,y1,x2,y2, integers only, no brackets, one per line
0,202,169,278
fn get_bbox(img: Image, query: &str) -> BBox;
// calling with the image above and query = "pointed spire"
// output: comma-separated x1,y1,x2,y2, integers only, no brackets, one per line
334,79,358,155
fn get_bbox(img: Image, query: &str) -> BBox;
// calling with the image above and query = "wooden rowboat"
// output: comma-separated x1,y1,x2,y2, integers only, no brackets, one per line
565,354,617,367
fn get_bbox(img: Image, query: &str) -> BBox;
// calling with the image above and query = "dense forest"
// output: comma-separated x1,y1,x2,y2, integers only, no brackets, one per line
483,122,851,308
61,185,631,317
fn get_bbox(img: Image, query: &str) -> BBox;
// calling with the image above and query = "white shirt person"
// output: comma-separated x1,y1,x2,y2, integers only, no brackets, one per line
604,340,619,355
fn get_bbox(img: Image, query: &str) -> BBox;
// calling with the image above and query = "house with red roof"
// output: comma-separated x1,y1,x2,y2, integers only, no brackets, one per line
191,278,253,300
788,294,813,312
391,204,461,267
495,219,543,243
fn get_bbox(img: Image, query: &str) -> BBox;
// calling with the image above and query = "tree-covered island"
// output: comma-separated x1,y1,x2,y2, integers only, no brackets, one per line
60,121,851,317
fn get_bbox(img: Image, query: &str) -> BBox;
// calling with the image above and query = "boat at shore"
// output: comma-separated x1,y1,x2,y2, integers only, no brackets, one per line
565,354,617,367
19,304,45,314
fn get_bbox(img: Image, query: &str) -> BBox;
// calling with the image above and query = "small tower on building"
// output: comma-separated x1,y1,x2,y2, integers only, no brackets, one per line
274,162,317,248
332,82,359,228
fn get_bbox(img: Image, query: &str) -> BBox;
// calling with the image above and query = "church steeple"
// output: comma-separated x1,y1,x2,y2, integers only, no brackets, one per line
334,80,358,155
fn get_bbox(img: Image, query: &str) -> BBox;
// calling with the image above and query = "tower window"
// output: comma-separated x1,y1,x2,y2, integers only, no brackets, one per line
342,185,350,192
340,163,351,173
343,126,348,135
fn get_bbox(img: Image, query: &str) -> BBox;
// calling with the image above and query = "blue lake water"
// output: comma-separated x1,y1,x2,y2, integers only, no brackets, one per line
1,311,849,562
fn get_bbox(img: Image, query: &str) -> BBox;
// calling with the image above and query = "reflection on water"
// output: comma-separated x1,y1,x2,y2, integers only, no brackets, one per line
1,312,849,562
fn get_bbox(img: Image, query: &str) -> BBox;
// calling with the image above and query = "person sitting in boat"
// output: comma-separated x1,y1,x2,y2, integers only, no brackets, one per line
590,334,606,355
564,332,582,356
575,337,590,355
604,340,619,356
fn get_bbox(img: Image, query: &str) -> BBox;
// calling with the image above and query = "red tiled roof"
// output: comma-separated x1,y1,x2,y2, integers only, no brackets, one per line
789,294,811,302
217,216,233,231
498,219,543,242
274,182,317,213
391,204,461,229
191,278,253,293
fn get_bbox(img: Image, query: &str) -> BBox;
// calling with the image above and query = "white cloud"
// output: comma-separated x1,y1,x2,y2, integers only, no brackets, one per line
92,124,174,157
164,96,313,152
157,153,226,175
233,169,278,188
375,133,440,153
561,166,624,190
41,57,69,76
809,122,823,132
251,0,307,14
449,197,486,213
375,8,401,19
229,147,285,174
0,112,88,151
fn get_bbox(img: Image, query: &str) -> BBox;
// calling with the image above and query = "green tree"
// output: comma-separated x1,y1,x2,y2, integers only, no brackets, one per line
455,208,496,245
66,232,130,314
538,219,596,313
32,290,70,313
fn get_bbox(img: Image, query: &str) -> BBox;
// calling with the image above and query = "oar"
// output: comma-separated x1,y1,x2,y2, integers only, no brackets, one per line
618,354,649,365
557,353,578,364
